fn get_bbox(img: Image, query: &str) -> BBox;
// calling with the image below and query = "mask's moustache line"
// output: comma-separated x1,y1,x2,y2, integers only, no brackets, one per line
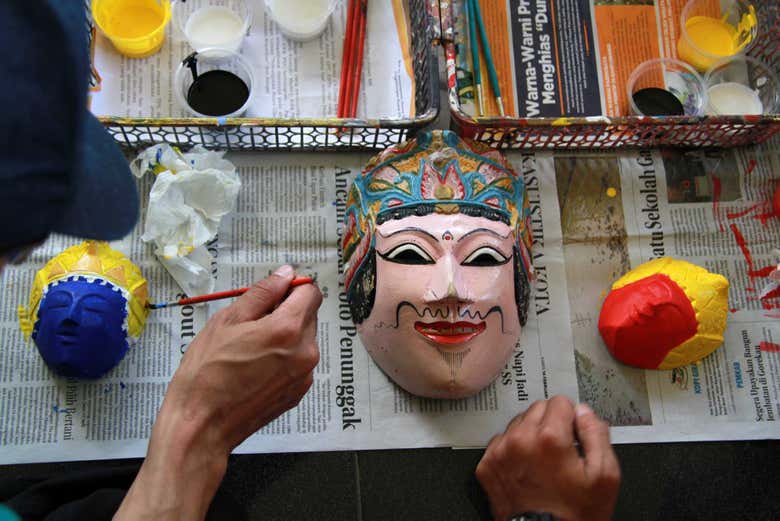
394,302,509,334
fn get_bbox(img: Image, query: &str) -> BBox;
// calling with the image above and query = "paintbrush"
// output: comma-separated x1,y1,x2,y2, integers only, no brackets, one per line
147,276,315,309
470,0,504,117
466,0,484,116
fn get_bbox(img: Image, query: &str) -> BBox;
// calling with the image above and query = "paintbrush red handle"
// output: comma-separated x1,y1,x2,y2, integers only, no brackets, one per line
150,277,315,309
177,287,250,306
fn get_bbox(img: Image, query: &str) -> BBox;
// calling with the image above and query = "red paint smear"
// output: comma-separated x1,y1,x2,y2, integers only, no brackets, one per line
753,212,775,226
761,286,780,301
745,159,757,176
761,300,780,310
774,186,780,218
712,176,724,232
726,202,763,220
730,308,739,313
729,224,775,278
753,266,778,278
759,341,780,353
746,287,756,292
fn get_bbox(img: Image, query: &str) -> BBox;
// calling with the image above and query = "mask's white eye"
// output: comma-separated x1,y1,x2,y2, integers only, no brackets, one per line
379,243,434,265
462,247,509,267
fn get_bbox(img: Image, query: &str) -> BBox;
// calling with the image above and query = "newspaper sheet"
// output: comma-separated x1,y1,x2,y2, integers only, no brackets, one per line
1,143,778,464
89,1,414,119
0,151,577,464
545,140,780,444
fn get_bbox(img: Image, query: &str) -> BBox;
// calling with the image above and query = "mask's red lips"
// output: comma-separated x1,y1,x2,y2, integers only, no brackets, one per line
414,321,486,345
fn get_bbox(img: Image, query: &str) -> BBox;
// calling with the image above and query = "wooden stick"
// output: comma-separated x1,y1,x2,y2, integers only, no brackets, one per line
147,277,315,309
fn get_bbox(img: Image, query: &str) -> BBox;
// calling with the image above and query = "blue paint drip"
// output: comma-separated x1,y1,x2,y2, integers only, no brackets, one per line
33,278,129,379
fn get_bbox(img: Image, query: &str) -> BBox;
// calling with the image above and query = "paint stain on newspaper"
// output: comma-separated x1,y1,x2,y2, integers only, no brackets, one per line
726,202,764,220
729,224,775,278
759,342,780,353
712,176,724,232
745,159,757,176
753,211,775,226
759,286,780,311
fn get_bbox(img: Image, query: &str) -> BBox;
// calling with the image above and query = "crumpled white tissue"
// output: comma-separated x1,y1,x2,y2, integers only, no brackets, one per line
132,145,241,296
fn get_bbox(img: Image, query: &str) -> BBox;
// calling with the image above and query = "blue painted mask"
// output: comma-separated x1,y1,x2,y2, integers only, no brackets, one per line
32,277,129,379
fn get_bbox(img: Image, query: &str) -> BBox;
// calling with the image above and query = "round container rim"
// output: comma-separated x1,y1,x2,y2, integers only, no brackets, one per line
627,57,708,116
92,0,172,43
173,47,256,118
704,54,780,115
678,0,758,62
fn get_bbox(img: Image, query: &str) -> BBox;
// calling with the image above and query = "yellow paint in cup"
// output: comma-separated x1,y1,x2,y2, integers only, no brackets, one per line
92,0,171,58
677,0,756,72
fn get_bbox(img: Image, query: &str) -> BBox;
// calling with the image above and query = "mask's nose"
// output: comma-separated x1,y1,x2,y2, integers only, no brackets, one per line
62,299,82,327
423,255,473,307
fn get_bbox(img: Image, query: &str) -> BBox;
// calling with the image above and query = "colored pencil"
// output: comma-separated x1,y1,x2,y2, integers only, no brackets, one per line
146,277,315,309
466,0,483,116
348,0,368,118
470,0,504,116
337,0,368,119
337,0,358,118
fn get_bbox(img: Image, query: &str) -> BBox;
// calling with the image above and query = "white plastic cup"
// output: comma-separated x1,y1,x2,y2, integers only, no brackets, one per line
174,48,255,117
704,56,780,115
677,0,757,72
172,0,252,52
264,0,338,42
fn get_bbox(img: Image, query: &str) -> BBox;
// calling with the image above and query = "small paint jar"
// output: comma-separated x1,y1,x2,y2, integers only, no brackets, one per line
174,49,255,117
92,0,172,58
264,0,339,42
704,56,780,115
677,0,758,72
172,0,252,53
627,58,707,117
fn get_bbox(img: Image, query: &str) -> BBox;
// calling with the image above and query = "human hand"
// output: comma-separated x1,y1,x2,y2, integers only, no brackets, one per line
158,264,322,453
476,396,620,521
115,265,322,521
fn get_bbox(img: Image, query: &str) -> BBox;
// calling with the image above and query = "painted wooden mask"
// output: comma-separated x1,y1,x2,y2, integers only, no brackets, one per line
19,241,149,379
342,131,532,398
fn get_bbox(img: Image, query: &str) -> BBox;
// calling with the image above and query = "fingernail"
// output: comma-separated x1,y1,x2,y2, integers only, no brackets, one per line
274,265,294,278
575,403,593,417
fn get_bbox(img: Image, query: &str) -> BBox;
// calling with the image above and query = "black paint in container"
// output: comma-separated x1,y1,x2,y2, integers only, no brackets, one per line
177,51,253,117
632,87,685,116
187,70,249,116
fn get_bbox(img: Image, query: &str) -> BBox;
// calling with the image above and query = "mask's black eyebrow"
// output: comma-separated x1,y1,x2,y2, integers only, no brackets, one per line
457,228,510,242
378,227,439,242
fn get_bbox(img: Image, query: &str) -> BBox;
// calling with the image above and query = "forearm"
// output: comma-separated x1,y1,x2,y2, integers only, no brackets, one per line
114,398,228,521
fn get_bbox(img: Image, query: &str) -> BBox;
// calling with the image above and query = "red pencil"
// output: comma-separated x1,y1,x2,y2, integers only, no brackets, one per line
147,277,315,309
337,0,358,118
348,0,367,118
